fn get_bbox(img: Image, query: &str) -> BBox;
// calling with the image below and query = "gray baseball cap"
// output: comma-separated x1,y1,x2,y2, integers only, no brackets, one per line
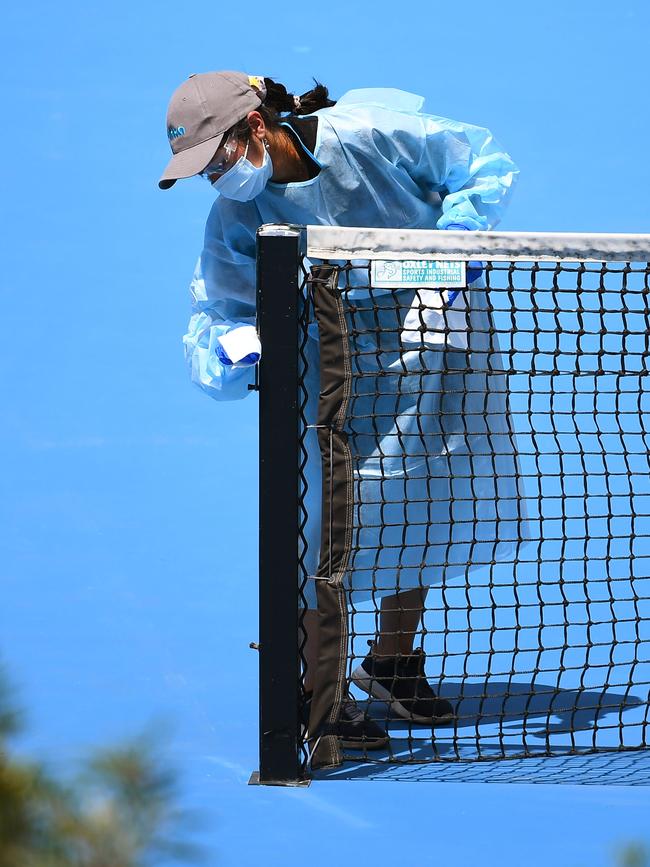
159,72,266,190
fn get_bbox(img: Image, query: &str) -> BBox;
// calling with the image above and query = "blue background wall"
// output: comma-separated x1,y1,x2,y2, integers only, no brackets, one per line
2,1,649,864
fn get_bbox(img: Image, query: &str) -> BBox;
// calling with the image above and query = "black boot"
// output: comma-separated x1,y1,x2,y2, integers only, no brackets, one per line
305,691,389,750
352,646,454,724
330,697,390,750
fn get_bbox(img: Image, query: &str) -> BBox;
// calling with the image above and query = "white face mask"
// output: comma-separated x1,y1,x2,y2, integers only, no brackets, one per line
212,140,273,201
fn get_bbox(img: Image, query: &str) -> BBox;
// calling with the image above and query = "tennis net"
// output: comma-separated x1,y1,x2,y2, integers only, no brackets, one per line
255,226,650,784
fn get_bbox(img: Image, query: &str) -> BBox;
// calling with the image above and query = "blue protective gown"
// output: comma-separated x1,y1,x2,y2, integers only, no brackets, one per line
184,87,522,606
184,87,518,397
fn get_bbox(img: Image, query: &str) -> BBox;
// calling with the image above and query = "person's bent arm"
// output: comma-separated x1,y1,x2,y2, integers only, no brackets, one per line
436,121,518,230
183,307,258,402
183,202,259,402
413,115,519,231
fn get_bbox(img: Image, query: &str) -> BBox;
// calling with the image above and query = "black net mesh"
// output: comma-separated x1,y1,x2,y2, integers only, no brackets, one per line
296,250,650,778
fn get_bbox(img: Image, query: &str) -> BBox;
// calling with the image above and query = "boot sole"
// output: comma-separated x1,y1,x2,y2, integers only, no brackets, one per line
351,665,454,725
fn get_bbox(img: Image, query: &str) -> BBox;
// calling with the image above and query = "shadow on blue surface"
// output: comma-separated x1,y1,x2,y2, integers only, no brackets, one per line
433,679,647,741
316,748,650,784
316,679,649,783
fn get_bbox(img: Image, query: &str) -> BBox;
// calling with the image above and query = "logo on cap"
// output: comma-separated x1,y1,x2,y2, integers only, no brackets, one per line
167,125,186,141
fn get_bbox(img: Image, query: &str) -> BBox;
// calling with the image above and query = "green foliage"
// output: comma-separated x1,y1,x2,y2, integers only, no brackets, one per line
0,669,201,867
617,844,649,867
0,668,22,740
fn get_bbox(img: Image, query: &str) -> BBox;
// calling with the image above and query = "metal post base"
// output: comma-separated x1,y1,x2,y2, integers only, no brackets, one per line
248,771,311,788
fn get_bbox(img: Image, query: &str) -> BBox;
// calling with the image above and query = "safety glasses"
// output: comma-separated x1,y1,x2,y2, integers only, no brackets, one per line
199,130,240,180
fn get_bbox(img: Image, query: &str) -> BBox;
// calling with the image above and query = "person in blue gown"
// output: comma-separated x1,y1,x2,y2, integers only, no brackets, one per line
159,71,520,750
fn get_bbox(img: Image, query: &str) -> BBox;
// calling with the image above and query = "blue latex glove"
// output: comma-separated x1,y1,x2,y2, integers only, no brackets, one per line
444,223,484,285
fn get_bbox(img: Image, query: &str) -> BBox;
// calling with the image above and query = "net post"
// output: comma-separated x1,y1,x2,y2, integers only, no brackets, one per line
254,224,309,787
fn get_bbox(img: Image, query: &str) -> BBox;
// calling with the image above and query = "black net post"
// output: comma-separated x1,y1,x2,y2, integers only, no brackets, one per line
252,224,309,787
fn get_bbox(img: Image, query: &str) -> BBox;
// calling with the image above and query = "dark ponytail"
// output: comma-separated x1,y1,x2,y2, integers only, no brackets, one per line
262,77,336,117
229,76,336,141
